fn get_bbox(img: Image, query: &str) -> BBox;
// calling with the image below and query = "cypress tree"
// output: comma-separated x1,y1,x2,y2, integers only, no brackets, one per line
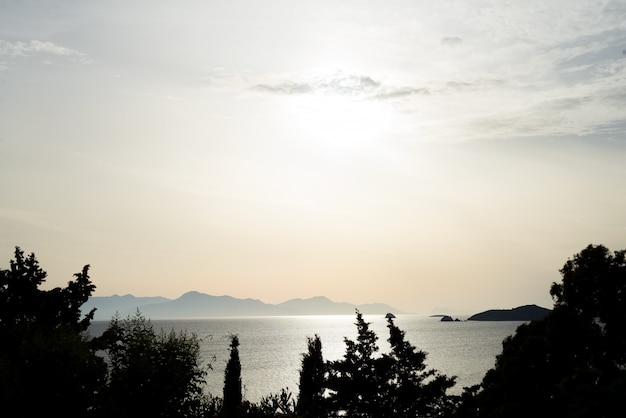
223,334,242,415
296,334,326,417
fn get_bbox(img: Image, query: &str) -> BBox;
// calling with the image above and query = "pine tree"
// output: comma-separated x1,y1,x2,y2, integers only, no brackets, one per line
326,310,387,417
383,317,456,417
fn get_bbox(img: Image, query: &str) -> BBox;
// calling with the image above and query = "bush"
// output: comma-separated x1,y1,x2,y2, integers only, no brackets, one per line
95,311,211,418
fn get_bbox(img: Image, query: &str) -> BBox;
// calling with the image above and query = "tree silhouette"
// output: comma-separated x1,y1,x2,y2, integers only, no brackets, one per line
95,311,209,418
0,247,105,418
223,334,243,415
551,244,626,371
326,310,389,417
325,310,458,417
254,388,297,417
0,247,95,331
475,244,626,418
383,317,457,417
296,334,326,417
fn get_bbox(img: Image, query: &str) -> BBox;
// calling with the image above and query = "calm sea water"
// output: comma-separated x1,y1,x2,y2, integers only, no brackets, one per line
88,314,523,402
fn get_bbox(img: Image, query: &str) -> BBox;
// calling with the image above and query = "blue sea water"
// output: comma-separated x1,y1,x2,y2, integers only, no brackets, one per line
88,314,524,403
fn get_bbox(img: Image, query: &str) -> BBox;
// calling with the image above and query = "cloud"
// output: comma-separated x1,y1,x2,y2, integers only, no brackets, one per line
370,87,430,100
0,39,92,67
251,70,430,101
441,37,463,47
253,81,314,95
468,86,626,140
253,72,380,96
0,39,84,57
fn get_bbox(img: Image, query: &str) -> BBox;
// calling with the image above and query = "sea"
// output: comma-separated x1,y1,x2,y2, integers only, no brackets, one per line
88,314,524,403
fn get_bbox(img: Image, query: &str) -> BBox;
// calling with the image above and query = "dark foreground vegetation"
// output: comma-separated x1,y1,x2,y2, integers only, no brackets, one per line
1,244,625,417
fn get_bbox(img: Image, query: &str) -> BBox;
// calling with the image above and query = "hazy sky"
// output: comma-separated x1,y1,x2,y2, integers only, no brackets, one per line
1,0,625,314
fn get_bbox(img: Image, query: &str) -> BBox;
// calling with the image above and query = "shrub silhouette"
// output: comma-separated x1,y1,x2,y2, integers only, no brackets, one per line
95,311,210,417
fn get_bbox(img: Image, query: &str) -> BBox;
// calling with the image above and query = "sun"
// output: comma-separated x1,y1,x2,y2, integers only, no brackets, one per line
286,94,396,152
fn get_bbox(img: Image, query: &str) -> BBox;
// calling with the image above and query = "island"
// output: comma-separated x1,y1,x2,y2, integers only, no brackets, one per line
467,304,551,321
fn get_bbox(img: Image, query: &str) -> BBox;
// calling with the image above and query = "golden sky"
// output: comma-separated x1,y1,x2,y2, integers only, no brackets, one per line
1,0,625,314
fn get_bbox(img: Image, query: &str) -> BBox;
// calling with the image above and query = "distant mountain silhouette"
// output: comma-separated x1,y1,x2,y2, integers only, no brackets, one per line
276,296,399,316
467,304,551,321
82,291,404,320
81,294,170,320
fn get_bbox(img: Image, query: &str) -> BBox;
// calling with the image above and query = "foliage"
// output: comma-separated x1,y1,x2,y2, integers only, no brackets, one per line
95,311,211,418
0,246,96,332
0,247,106,418
382,317,457,417
475,244,626,418
551,244,626,370
325,310,457,418
296,334,326,417
223,334,243,415
326,309,388,417
20,243,626,417
249,388,297,417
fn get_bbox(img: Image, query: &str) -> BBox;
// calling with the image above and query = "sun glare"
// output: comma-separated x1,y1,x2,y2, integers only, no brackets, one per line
287,95,396,152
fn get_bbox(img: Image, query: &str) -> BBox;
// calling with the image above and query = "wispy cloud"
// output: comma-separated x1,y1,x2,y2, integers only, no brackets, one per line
370,87,430,100
201,0,626,143
0,39,92,68
250,70,430,102
253,71,380,96
232,53,626,142
469,84,626,140
253,81,314,95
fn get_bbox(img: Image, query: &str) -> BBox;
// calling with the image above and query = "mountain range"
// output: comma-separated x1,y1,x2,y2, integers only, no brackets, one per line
82,291,404,320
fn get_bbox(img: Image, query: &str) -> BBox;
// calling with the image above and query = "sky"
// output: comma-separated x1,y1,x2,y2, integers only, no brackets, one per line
1,0,625,314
